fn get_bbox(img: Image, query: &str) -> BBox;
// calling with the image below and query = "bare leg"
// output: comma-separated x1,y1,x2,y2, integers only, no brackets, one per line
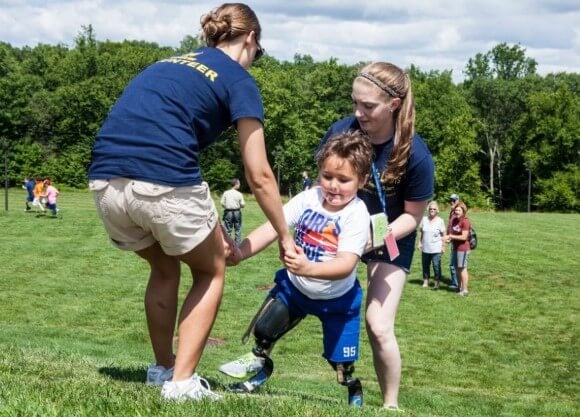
458,267,469,293
365,262,407,408
137,224,225,381
172,224,225,381
137,243,181,369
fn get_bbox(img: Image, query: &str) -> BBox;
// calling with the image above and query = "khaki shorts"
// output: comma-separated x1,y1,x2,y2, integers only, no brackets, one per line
89,178,218,256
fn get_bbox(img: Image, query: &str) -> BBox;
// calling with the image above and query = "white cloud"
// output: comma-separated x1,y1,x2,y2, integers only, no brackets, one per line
0,0,578,82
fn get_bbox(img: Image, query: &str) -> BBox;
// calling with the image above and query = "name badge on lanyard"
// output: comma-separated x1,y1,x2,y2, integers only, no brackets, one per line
371,163,399,260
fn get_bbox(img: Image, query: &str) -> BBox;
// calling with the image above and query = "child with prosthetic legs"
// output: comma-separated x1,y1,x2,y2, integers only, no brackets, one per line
222,132,372,406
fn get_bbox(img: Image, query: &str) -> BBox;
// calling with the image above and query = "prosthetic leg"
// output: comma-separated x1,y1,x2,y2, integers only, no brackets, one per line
226,347,274,393
330,361,363,407
225,295,302,393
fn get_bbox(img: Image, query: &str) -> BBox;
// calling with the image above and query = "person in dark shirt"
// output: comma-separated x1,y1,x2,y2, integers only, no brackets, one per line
88,2,294,402
319,62,434,410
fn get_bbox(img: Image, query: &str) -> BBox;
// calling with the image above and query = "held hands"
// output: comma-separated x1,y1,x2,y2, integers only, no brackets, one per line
220,224,243,266
226,244,243,266
220,224,235,258
283,245,310,276
278,235,297,262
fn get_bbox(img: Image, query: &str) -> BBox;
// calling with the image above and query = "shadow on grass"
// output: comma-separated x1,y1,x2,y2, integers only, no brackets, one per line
198,376,343,404
267,387,342,406
96,368,242,391
34,213,61,219
98,366,146,383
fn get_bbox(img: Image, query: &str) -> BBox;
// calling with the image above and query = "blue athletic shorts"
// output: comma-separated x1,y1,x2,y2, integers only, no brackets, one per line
270,269,362,363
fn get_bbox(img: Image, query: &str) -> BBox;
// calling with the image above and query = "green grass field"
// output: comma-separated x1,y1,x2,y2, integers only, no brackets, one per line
0,188,578,417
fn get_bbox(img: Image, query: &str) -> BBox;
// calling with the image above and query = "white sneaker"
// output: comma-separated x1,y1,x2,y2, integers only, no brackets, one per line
146,364,174,386
219,352,265,378
161,374,222,402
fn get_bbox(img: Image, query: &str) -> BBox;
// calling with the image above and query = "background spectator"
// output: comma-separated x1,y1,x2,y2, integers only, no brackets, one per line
221,178,245,245
447,201,472,296
418,201,446,289
447,194,460,289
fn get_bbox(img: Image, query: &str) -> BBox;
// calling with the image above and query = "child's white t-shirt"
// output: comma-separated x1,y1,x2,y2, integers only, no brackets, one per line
283,186,370,300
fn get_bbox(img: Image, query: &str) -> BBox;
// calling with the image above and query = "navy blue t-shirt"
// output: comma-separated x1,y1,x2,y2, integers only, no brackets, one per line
89,47,264,186
321,117,434,264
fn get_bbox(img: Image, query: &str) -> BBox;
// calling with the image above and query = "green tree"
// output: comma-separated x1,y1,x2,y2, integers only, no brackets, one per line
535,166,579,212
512,77,580,211
463,43,539,207
252,55,355,193
411,67,483,205
464,42,537,83
176,35,203,54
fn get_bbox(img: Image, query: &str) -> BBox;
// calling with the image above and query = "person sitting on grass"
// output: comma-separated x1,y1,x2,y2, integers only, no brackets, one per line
221,131,372,407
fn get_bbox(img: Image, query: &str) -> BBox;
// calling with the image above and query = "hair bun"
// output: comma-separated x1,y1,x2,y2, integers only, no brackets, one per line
201,11,233,46
200,3,261,47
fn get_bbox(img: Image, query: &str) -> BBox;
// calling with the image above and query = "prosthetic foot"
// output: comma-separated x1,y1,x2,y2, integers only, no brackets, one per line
333,362,363,407
225,294,300,393
346,378,363,407
219,352,265,379
226,348,273,393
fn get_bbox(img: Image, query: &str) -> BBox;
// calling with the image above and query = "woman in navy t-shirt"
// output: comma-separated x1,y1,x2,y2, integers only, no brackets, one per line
88,3,294,401
320,62,434,410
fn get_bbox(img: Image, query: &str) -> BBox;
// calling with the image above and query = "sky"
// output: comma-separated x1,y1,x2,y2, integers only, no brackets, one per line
1,0,579,83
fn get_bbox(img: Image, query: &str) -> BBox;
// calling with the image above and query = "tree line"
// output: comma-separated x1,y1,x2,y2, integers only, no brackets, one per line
0,26,578,212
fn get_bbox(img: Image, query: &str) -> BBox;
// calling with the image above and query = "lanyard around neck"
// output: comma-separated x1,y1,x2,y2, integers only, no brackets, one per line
372,162,388,216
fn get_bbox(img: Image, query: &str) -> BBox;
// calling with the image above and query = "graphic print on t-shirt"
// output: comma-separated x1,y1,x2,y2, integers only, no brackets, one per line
158,52,219,82
295,208,341,262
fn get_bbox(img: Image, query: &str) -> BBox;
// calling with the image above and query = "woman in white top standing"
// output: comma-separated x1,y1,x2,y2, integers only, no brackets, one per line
417,201,446,289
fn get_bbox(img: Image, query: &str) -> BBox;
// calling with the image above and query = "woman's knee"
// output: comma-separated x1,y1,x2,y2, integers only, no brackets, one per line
366,315,395,345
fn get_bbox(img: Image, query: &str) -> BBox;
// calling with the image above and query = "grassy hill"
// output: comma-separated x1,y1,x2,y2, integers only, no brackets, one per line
0,188,577,416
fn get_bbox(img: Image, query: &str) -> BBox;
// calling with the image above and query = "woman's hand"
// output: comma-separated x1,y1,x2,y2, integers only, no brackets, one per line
226,245,244,266
283,245,310,276
220,224,235,258
278,235,297,261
